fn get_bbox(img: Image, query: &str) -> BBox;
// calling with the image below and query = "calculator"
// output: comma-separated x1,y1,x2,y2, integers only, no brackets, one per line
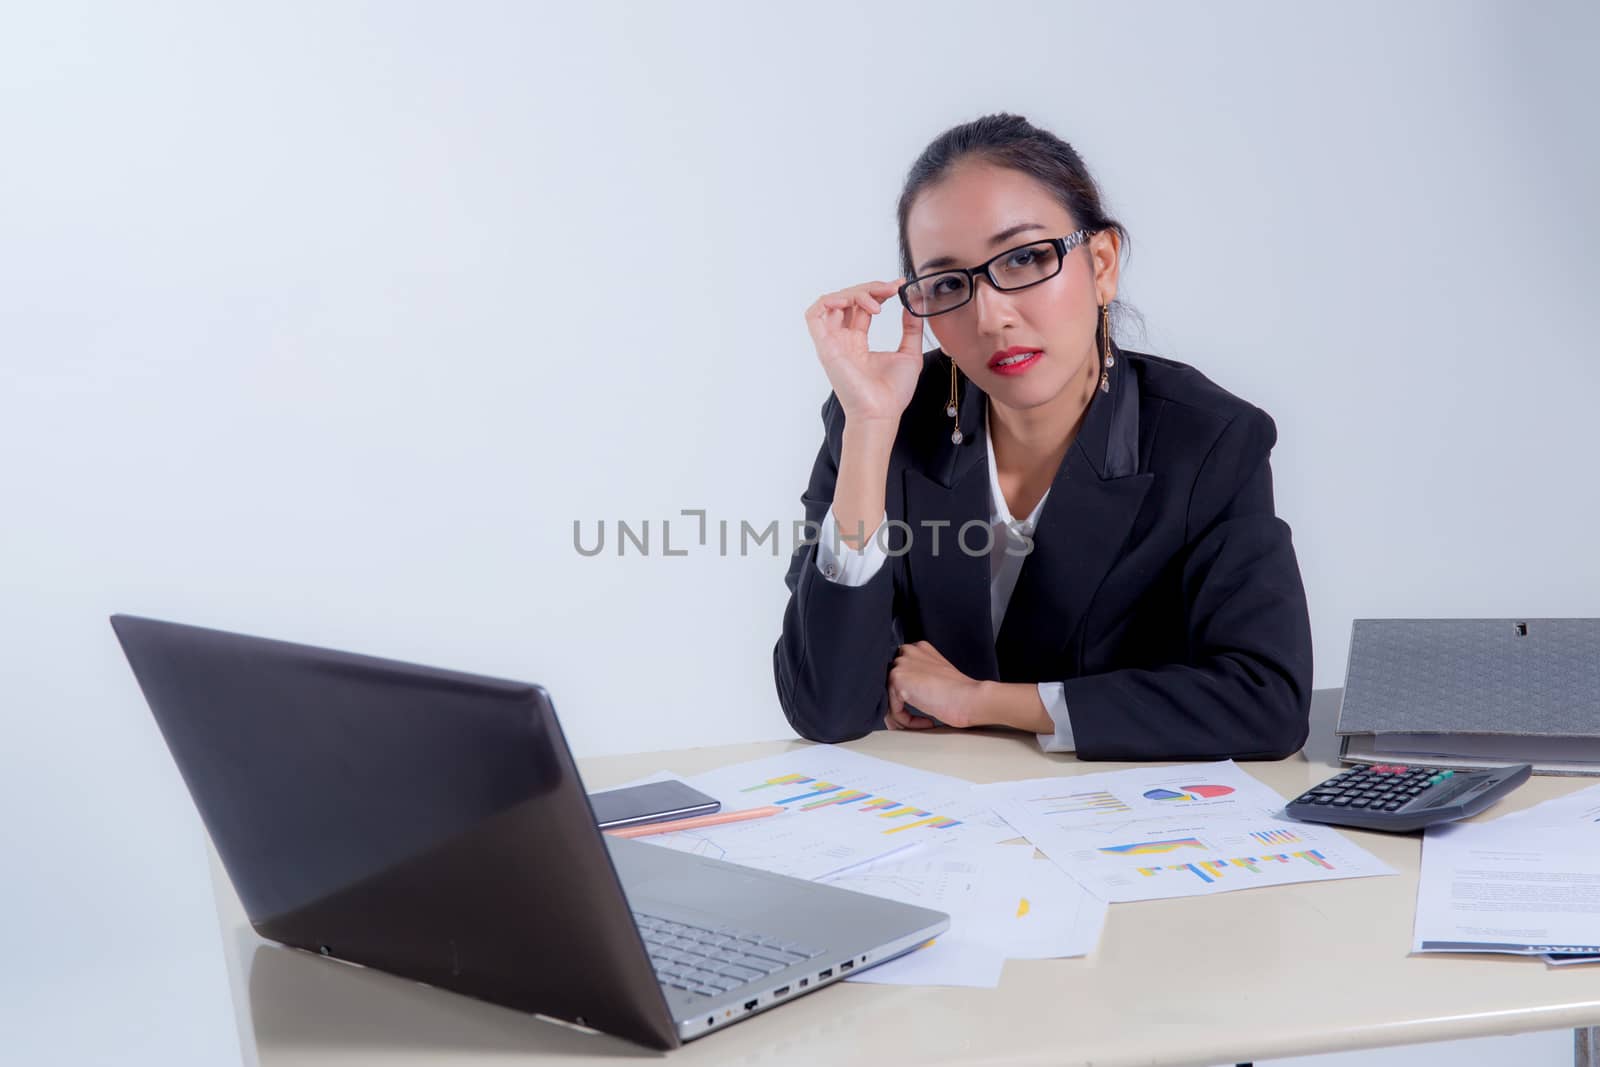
1284,762,1533,833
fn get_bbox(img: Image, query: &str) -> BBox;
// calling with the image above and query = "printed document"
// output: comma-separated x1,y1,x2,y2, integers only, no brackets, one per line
979,761,1395,903
1414,786,1600,955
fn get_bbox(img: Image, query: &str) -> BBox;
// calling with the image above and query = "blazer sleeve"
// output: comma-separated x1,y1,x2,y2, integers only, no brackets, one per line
772,392,901,743
1060,406,1314,761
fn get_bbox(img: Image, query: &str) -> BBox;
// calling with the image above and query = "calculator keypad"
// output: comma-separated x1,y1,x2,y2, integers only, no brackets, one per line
1286,761,1532,833
1291,763,1458,813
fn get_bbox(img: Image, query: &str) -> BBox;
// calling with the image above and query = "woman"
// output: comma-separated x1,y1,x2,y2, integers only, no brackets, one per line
772,113,1313,761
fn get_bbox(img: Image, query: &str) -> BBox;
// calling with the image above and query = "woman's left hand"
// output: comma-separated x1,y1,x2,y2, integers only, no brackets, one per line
886,641,986,730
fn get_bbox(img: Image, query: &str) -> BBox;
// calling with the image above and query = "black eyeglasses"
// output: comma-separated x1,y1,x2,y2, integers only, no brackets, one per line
899,228,1093,317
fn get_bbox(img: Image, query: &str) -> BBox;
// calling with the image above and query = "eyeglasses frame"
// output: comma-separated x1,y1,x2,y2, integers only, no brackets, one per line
899,227,1095,317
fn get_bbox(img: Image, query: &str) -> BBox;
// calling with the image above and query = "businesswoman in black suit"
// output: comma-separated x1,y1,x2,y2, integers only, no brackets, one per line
772,113,1313,761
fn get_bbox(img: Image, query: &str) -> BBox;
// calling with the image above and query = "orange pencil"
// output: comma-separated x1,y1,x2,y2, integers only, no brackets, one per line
604,805,785,838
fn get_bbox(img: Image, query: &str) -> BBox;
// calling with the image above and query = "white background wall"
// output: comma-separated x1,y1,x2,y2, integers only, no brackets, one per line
3,2,1595,1063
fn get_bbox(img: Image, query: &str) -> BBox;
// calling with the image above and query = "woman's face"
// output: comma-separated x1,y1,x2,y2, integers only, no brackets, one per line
905,161,1120,413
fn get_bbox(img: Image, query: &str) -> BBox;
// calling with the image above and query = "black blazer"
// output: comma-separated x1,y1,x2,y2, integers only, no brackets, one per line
771,342,1314,760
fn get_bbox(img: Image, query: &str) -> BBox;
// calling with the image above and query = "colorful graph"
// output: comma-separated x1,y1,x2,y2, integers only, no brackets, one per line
1099,837,1208,856
1250,829,1302,845
1143,784,1236,802
739,772,963,833
1032,790,1132,816
1136,849,1336,883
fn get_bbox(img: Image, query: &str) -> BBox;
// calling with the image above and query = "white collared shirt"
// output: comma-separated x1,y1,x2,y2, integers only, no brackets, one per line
813,406,1076,752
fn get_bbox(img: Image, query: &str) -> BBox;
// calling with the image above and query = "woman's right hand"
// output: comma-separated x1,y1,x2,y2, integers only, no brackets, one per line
804,278,926,426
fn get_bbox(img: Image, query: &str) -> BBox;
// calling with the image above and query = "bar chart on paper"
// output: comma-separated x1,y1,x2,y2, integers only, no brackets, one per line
738,772,965,834
1062,819,1388,901
979,762,1396,903
629,747,1023,882
1136,849,1340,885
685,746,1020,848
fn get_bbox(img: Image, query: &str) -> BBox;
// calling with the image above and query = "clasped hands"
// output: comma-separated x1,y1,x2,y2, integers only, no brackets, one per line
885,640,1053,734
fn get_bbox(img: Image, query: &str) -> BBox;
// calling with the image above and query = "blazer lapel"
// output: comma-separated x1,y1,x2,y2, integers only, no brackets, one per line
993,344,1154,682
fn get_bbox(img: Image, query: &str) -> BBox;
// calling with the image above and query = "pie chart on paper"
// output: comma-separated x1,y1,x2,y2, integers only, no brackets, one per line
1142,784,1236,802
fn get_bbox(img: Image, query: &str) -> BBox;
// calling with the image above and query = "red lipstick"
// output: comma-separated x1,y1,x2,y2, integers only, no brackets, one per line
988,345,1043,376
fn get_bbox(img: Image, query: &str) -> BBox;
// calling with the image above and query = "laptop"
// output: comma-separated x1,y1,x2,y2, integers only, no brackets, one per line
109,614,950,1050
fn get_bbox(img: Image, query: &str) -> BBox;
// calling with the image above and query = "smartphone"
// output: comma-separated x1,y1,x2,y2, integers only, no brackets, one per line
587,780,721,831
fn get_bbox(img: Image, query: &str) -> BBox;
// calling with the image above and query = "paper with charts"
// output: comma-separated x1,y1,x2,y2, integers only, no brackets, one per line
979,760,1395,903
615,747,1021,881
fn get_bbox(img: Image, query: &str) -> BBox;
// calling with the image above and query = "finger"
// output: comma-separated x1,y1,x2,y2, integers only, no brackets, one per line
888,672,934,730
829,295,879,333
813,301,848,333
803,306,829,348
813,297,859,334
805,304,846,352
888,687,922,731
820,286,883,310
888,681,906,721
898,305,924,355
824,281,898,317
846,290,884,318
885,712,901,730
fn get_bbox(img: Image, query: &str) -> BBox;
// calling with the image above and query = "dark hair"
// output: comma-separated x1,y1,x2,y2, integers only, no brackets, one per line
895,112,1140,344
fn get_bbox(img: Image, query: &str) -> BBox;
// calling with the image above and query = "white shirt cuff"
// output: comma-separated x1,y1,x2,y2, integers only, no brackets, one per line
1034,682,1076,752
814,505,890,587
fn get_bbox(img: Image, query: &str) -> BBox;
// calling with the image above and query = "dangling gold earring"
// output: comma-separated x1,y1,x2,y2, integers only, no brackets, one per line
946,356,963,443
1098,301,1115,394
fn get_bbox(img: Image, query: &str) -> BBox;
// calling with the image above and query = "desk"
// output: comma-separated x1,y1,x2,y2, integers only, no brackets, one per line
211,690,1600,1066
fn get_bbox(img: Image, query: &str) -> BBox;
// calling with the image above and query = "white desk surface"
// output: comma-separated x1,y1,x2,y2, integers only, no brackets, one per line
212,718,1600,1066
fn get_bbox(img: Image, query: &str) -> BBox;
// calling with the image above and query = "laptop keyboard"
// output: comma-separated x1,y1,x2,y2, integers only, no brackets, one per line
632,911,825,999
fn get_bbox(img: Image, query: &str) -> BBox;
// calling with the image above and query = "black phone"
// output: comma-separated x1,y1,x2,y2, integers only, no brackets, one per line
587,780,721,830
